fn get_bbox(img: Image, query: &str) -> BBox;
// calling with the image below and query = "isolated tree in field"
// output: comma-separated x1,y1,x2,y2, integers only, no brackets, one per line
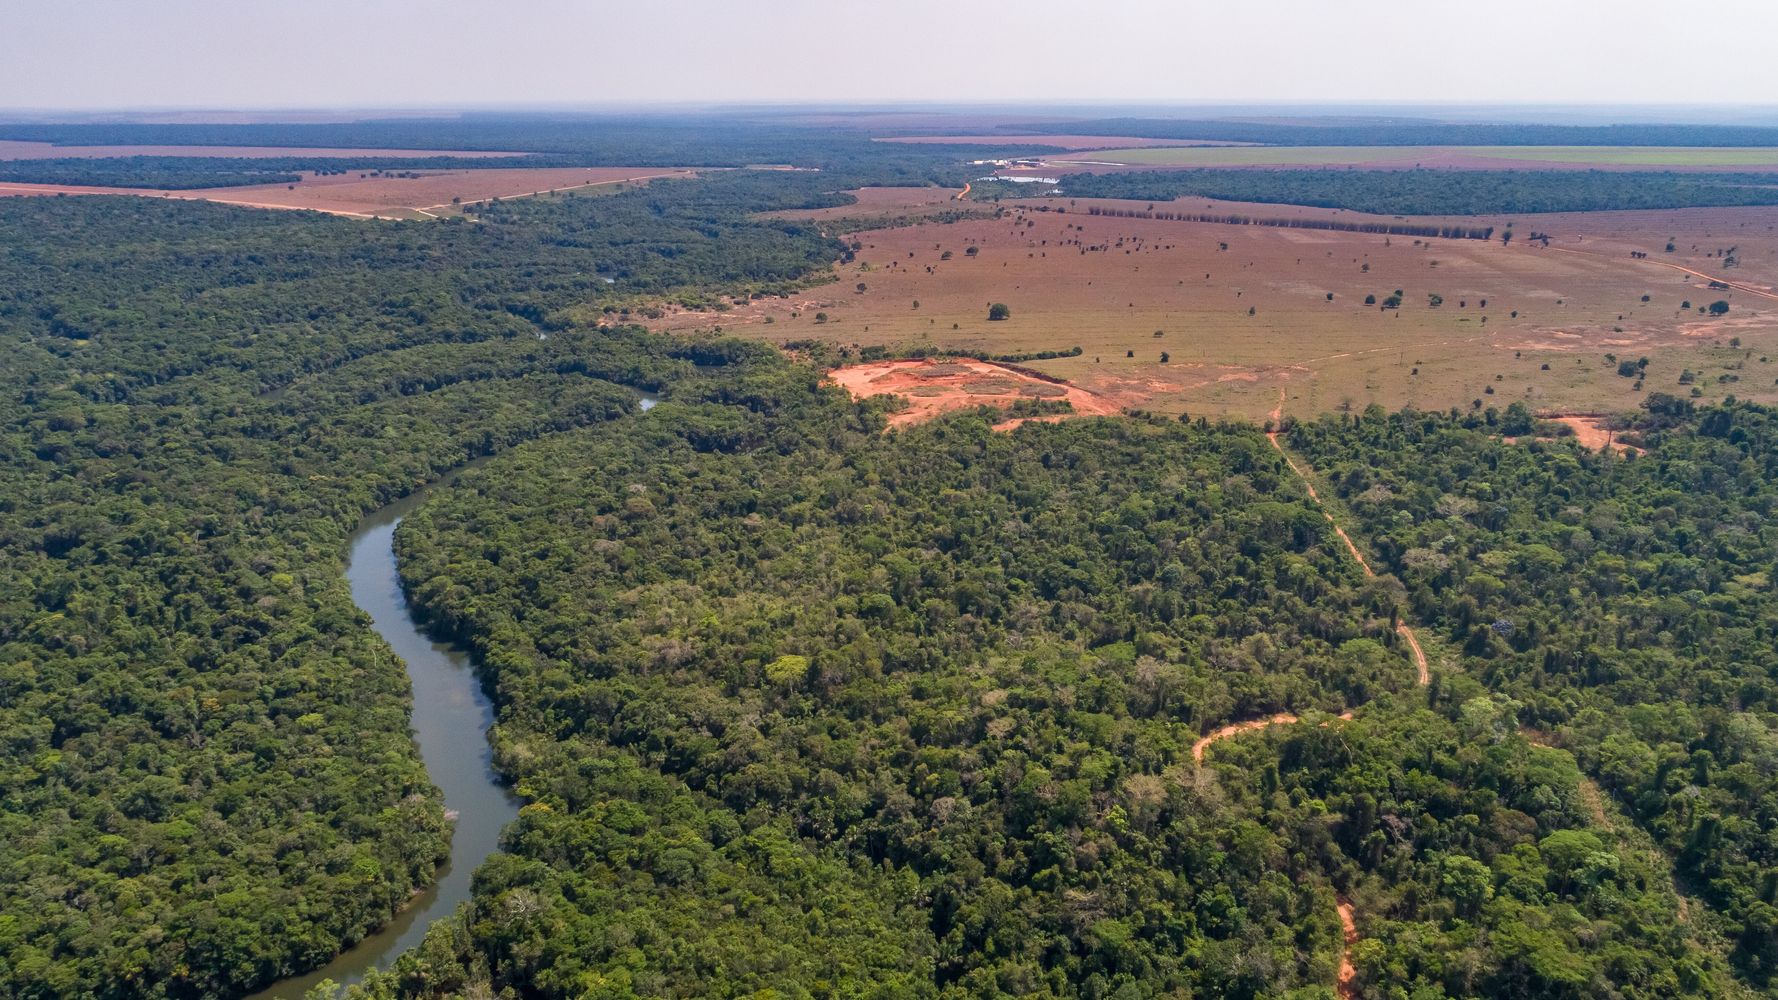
988,303,1011,321
1159,352,1170,363
1710,300,1731,316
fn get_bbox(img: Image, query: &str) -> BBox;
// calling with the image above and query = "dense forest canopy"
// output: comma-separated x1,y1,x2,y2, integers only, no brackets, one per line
5,134,1778,1000
1020,168,1778,215
0,173,861,999
342,368,1753,999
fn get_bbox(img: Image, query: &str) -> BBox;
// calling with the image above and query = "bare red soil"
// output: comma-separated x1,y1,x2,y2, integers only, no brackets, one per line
1336,899,1360,1000
827,358,1119,428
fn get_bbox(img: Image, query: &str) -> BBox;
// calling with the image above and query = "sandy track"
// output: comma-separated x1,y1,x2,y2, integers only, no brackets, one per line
1336,898,1359,999
1192,711,1355,763
1193,713,1302,762
1267,390,1430,687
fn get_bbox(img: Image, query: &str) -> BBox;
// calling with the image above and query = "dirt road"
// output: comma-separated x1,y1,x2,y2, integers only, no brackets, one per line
1336,898,1359,999
1542,245,1778,302
1267,390,1430,686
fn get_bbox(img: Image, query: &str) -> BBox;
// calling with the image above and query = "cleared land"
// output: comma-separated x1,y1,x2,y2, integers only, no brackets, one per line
662,188,1778,420
0,139,524,160
1033,145,1778,171
827,358,1120,427
0,166,694,218
876,135,1252,149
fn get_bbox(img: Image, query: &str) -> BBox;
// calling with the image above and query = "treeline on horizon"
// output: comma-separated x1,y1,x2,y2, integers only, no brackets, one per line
0,116,1028,176
1046,168,1778,215
1079,203,1496,240
1031,117,1778,147
0,155,573,190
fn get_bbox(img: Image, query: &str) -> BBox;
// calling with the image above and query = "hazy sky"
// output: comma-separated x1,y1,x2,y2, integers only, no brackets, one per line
7,0,1778,111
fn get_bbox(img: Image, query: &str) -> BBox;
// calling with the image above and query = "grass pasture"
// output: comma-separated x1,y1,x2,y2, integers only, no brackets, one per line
660,189,1778,421
1046,145,1778,170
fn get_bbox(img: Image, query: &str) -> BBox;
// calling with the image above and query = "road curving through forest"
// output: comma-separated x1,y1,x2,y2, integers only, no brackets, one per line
1188,388,1442,996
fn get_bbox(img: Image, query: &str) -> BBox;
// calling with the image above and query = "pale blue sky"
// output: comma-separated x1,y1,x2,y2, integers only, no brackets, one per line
6,0,1776,111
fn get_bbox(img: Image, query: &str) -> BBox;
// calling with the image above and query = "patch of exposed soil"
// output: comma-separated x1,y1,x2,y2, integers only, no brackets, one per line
828,358,1120,428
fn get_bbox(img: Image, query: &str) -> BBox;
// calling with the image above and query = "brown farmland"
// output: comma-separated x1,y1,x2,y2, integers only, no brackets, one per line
663,188,1778,421
876,135,1253,149
0,166,695,218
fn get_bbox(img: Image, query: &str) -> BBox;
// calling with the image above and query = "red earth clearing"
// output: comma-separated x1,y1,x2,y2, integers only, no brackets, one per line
827,358,1120,428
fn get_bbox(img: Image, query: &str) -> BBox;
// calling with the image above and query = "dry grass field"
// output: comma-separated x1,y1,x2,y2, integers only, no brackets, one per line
876,135,1253,149
1031,146,1778,171
661,188,1778,421
0,166,695,218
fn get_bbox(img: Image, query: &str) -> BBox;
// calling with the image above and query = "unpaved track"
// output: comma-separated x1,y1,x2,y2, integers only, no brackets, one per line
1237,387,1442,995
1542,245,1778,302
1267,390,1430,685
1336,898,1359,1000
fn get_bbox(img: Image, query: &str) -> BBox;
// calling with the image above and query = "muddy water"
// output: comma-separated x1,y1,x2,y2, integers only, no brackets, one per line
245,395,655,999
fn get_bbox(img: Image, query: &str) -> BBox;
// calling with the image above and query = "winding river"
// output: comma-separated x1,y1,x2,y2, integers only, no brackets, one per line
247,396,655,999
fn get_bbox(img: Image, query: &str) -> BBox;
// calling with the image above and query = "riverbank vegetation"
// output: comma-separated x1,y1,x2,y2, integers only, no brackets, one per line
0,172,860,998
358,367,1739,998
9,141,1778,1000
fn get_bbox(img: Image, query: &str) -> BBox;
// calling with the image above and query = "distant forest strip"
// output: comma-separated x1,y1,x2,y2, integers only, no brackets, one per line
1031,118,1778,147
0,117,1032,173
0,155,566,189
1080,204,1496,240
1044,168,1778,215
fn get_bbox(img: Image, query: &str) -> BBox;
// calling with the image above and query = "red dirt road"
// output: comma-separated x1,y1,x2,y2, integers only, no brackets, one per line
1269,392,1431,686
1336,898,1360,1000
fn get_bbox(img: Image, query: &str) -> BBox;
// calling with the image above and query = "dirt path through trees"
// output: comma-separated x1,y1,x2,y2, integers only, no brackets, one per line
1243,387,1445,995
1336,898,1359,1000
1266,390,1430,685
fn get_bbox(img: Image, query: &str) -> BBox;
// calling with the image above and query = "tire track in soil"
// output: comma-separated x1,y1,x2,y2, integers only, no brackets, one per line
1191,387,1441,995
1540,245,1778,302
1336,898,1359,1000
